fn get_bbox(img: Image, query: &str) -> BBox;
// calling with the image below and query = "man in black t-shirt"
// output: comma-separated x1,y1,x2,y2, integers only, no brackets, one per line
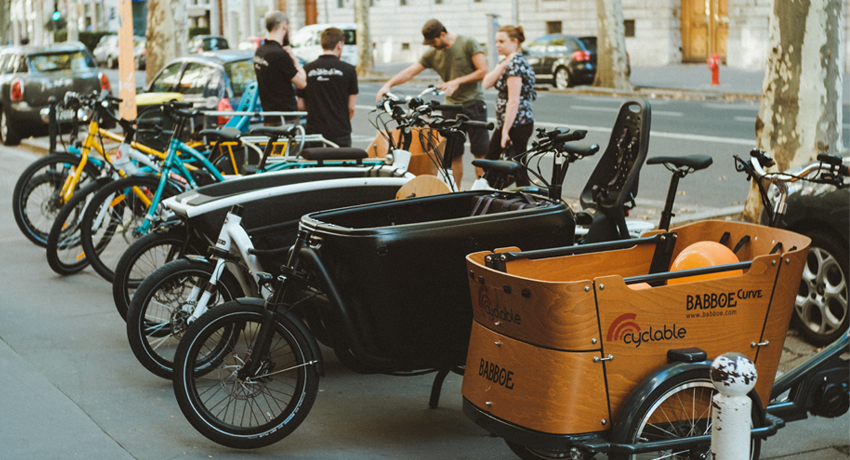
254,11,306,125
296,28,358,147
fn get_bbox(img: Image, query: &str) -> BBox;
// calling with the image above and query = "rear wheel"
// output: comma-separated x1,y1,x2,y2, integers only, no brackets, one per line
1,107,22,145
793,228,849,346
554,67,571,89
173,302,320,448
45,179,109,275
12,154,101,246
126,258,244,379
610,369,761,460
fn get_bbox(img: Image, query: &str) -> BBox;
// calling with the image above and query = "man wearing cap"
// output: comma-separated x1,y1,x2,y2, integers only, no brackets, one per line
376,19,489,187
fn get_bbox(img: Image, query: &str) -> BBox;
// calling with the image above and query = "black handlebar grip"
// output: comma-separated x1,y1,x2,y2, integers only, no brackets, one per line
170,101,194,109
553,129,588,144
463,120,495,130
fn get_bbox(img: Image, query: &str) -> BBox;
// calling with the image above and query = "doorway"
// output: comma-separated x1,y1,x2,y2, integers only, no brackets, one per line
681,0,728,62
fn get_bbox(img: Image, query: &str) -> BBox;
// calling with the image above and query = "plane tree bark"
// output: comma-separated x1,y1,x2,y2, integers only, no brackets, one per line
355,0,372,76
593,0,634,90
144,0,188,84
743,0,845,222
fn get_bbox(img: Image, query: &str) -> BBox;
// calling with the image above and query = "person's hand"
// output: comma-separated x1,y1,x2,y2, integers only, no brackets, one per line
284,46,300,65
439,80,460,96
501,130,511,149
376,85,390,103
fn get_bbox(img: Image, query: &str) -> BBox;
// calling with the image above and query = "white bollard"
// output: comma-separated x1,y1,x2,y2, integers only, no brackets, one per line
710,352,758,460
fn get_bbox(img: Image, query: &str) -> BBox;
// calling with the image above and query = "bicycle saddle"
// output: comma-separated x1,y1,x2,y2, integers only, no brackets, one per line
198,127,241,142
471,159,521,176
248,125,298,138
647,155,713,171
301,147,368,163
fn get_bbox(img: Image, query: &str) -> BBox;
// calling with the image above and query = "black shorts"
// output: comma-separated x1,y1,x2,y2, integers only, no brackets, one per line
441,100,490,161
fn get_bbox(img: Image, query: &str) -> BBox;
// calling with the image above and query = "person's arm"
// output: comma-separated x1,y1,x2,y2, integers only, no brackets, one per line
483,53,515,89
296,96,306,111
439,52,487,95
501,75,522,148
348,94,357,119
284,46,307,89
376,62,426,102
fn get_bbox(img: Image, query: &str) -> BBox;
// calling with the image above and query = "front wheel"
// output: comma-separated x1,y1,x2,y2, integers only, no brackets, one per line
45,179,109,275
609,369,761,460
126,258,244,379
792,228,849,346
173,302,320,449
554,67,572,90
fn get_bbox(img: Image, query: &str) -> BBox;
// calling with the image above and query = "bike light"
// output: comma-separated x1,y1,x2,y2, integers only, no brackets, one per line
10,78,23,102
99,72,111,92
572,50,591,62
217,98,233,125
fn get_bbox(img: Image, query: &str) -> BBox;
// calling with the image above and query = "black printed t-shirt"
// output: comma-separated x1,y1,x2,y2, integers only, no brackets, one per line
297,55,358,139
253,40,298,111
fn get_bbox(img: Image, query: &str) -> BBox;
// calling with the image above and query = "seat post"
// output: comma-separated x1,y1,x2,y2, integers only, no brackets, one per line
658,169,685,231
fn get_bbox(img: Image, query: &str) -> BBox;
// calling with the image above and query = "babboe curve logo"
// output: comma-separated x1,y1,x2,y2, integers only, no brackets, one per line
607,313,640,341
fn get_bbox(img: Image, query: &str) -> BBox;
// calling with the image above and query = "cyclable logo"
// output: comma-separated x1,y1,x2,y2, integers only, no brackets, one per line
607,313,687,348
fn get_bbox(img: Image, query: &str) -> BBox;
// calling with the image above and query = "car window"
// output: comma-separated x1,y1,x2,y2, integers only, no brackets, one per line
149,62,183,92
526,38,549,54
29,51,93,72
0,54,10,75
224,59,255,98
178,63,214,95
205,38,228,50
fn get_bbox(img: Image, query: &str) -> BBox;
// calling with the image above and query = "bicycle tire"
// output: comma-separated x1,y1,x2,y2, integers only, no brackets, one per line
12,154,102,247
173,302,320,448
126,258,243,379
78,174,184,283
45,178,111,275
608,368,762,460
112,229,201,321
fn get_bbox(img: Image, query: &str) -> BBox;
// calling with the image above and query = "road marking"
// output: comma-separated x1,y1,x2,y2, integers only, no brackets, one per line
530,120,754,145
734,116,757,123
571,105,683,117
703,103,760,110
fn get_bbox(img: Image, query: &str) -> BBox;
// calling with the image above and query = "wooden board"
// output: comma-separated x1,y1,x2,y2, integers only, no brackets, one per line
462,322,610,435
395,174,452,199
367,128,442,177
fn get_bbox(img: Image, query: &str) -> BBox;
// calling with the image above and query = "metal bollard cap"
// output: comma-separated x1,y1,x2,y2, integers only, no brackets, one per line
710,352,757,396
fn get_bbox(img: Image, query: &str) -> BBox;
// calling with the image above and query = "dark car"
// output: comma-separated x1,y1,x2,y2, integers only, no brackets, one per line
767,159,849,346
0,42,109,145
188,35,230,54
139,50,256,116
524,34,596,89
578,36,631,77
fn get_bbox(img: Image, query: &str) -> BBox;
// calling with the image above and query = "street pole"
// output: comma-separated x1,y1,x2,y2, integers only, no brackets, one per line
512,0,518,25
486,13,499,70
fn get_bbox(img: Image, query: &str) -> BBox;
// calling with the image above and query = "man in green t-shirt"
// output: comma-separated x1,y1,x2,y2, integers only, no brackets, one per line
376,19,489,188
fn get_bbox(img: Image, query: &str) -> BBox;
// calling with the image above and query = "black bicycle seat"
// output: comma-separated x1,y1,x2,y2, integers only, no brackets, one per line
561,144,600,158
647,155,713,171
198,127,241,143
301,147,368,163
248,125,298,138
472,159,521,176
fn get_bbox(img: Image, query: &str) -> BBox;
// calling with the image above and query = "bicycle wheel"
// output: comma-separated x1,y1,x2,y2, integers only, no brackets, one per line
126,258,243,379
45,179,111,275
112,229,203,321
609,369,762,460
79,174,184,283
12,154,102,247
173,302,320,449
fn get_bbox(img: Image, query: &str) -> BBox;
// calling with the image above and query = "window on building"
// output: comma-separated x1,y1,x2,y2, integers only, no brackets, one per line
400,0,406,5
401,43,410,50
436,0,442,3
338,0,343,7
546,21,562,35
624,19,635,37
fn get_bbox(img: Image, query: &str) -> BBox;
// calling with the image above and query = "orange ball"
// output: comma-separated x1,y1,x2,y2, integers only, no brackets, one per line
667,241,743,285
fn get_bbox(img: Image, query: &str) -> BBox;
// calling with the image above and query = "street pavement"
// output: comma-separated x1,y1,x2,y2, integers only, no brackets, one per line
3,65,849,459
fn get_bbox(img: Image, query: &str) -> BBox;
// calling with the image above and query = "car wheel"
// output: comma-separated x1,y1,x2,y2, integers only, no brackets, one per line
0,107,22,146
554,67,571,89
792,228,849,346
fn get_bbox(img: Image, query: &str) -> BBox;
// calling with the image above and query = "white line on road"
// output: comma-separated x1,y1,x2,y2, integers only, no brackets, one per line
734,116,757,123
702,103,759,110
570,105,683,116
530,120,755,145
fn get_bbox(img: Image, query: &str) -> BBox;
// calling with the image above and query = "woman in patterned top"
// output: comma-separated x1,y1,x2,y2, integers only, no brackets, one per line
482,25,536,164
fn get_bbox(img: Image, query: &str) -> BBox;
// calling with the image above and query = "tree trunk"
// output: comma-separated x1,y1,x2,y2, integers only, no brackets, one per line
354,0,372,77
743,0,845,222
593,0,634,90
145,0,188,84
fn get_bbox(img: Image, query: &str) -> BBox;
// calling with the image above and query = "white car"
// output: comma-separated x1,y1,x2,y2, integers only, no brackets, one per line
290,23,358,67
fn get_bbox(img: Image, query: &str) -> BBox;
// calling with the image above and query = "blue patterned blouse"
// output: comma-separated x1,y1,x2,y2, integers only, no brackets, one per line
494,53,536,129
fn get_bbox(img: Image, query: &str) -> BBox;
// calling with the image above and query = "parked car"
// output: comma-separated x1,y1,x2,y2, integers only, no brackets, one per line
577,36,630,77
133,38,146,70
188,35,230,54
290,23,357,66
93,34,145,69
0,42,109,145
139,50,256,117
237,36,264,51
524,34,595,89
768,158,849,346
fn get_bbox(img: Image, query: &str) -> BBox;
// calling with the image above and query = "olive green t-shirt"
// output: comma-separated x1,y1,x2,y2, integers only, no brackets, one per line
419,35,485,107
